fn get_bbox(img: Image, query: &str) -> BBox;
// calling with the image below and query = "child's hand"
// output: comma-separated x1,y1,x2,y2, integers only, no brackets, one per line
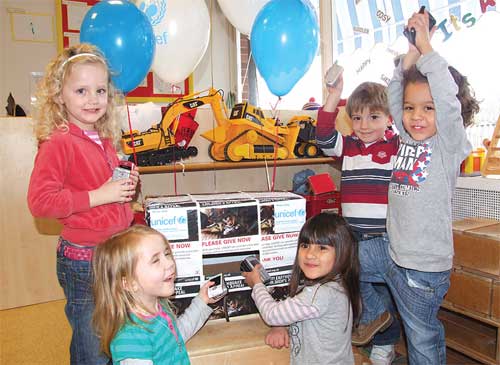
407,10,434,55
326,73,343,95
323,74,343,113
241,264,262,288
199,280,225,304
198,280,212,304
89,178,137,207
129,165,140,190
265,327,289,349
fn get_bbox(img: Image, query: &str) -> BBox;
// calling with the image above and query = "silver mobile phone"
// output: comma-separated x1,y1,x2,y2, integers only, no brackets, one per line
207,273,228,299
112,162,133,181
325,63,344,88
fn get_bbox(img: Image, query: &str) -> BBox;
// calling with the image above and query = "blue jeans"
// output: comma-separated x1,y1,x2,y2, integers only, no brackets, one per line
57,239,109,365
360,282,401,346
359,237,400,346
358,235,450,365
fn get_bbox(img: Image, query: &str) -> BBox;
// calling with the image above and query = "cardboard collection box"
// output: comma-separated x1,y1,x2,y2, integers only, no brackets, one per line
146,191,306,318
145,195,202,298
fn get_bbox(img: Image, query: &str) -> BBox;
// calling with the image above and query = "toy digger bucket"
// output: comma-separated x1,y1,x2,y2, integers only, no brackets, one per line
174,110,199,147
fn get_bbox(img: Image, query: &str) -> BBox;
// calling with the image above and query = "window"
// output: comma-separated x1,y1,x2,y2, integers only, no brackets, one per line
331,0,499,147
240,0,321,111
238,0,499,147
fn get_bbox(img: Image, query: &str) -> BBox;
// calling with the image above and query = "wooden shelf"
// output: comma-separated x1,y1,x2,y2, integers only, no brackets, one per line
138,157,337,174
439,307,499,365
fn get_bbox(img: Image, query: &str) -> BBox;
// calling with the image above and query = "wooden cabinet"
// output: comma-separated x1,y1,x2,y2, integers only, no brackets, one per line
439,218,500,365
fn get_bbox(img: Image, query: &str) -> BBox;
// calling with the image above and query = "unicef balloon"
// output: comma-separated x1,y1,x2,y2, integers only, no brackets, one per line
80,0,155,93
138,0,210,84
218,0,270,36
251,0,319,97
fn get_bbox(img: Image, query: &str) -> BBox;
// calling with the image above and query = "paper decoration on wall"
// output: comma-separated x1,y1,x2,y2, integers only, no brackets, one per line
10,12,54,43
337,42,397,97
334,0,498,56
353,26,369,34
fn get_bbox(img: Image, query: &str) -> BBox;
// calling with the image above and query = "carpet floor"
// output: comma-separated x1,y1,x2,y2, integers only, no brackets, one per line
0,300,70,364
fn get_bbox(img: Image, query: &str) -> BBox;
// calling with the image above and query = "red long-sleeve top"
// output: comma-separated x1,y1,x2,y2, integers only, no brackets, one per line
28,123,133,246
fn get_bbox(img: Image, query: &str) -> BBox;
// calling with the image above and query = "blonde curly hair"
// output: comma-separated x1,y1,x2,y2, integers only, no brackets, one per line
34,43,123,145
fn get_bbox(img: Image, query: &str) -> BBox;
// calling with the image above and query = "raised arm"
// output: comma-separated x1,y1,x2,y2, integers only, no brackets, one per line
316,74,345,157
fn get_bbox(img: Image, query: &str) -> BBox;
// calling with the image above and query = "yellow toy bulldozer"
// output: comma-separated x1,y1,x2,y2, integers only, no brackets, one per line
201,102,301,162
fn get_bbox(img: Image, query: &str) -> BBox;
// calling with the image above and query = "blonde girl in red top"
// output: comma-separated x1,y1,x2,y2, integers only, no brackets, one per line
27,43,139,364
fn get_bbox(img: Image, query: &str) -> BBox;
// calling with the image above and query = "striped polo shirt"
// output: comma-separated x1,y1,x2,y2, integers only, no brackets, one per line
316,107,399,234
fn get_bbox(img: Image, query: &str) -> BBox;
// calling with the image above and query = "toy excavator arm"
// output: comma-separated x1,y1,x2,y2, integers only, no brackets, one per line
162,88,229,136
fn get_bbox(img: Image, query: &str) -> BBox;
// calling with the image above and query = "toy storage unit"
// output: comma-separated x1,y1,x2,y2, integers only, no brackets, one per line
439,218,500,365
302,191,341,219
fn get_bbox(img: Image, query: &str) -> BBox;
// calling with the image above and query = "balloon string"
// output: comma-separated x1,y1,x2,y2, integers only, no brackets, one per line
269,96,281,119
173,149,177,196
125,100,138,166
264,157,271,191
209,0,215,88
270,97,282,192
242,50,252,94
271,126,278,192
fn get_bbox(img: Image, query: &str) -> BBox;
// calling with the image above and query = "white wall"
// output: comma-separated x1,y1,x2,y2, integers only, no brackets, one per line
0,0,236,116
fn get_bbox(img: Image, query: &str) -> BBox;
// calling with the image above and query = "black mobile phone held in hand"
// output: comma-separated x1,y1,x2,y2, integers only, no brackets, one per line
403,6,436,46
240,256,272,285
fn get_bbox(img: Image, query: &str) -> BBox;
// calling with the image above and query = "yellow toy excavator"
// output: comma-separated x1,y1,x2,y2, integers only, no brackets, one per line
121,88,229,166
201,102,301,162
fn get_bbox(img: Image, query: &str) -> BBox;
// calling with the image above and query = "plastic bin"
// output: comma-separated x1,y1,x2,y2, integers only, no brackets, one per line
301,191,341,219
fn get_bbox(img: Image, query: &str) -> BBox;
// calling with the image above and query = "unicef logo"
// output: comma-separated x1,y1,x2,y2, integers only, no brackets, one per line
177,216,187,224
298,209,306,217
138,0,167,26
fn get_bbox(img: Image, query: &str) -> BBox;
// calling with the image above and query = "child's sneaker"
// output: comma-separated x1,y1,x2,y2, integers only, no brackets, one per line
351,311,392,346
370,344,396,365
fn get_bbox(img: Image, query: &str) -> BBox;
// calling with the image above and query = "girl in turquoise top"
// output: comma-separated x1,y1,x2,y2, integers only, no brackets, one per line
93,225,219,365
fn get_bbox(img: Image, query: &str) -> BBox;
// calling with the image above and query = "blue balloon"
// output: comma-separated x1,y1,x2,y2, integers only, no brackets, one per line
80,0,155,93
251,0,319,97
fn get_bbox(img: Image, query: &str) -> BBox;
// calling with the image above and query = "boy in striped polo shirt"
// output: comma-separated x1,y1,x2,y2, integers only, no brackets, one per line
316,74,400,365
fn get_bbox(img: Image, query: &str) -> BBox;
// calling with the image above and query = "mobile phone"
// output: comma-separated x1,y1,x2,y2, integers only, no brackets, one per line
207,273,228,299
112,161,133,181
403,6,436,46
325,63,344,88
240,256,272,285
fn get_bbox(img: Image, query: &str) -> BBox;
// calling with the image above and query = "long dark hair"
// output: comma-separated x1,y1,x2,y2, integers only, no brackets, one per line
288,213,361,323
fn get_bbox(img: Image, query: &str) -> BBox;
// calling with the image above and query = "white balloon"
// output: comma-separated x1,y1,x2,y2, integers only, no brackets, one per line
217,0,270,36
138,0,210,84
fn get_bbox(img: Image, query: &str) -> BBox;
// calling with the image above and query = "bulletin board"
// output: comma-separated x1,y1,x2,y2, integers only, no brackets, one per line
10,12,55,43
55,0,193,102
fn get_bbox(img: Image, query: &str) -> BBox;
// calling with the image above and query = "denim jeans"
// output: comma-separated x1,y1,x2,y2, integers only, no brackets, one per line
57,239,109,365
359,237,401,346
358,235,450,365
